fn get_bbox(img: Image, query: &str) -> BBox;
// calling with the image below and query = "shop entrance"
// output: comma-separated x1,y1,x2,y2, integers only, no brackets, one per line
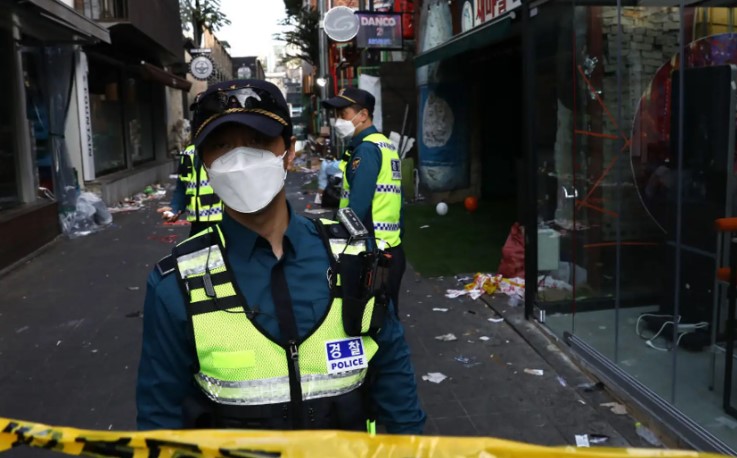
467,39,525,223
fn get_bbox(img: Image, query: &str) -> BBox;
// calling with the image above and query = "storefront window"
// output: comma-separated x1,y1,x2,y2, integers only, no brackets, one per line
125,77,155,164
89,60,126,175
535,1,737,449
0,34,18,210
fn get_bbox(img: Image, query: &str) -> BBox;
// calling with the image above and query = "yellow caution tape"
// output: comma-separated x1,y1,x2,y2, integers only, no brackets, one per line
0,417,727,458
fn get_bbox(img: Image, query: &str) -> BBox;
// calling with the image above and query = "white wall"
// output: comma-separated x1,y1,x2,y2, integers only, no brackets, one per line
58,0,74,7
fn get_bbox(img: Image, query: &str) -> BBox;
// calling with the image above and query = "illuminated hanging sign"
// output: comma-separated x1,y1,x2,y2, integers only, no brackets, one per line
355,12,403,49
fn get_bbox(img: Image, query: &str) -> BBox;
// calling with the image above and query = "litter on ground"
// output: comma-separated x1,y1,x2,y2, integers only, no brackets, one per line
524,369,544,376
433,308,449,312
422,372,447,384
435,333,457,342
600,402,628,415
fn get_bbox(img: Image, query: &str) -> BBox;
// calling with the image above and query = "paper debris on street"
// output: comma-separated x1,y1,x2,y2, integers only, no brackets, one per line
575,435,591,447
524,369,544,376
600,402,628,415
435,333,457,342
422,372,448,384
488,318,504,323
432,308,449,312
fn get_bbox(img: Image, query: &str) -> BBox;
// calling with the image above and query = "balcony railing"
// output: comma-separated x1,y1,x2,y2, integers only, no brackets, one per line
75,0,128,21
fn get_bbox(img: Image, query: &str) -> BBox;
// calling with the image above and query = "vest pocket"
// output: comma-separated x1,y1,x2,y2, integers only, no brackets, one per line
211,350,256,369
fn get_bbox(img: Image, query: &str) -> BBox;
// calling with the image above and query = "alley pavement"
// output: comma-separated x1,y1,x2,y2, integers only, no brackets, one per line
0,171,654,456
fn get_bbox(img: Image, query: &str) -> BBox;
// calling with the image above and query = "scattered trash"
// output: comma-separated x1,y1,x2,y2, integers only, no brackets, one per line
575,435,590,447
16,326,29,334
169,174,178,179
455,275,473,283
454,355,480,368
56,341,62,346
635,422,662,446
524,369,544,376
420,225,430,229
445,290,468,299
601,402,628,415
91,349,98,354
588,434,610,445
577,382,605,392
62,191,114,238
479,336,490,341
557,376,567,387
435,333,457,342
126,311,144,319
127,286,140,291
578,399,587,405
432,308,449,312
466,310,476,315
446,273,572,302
422,372,447,384
488,318,504,323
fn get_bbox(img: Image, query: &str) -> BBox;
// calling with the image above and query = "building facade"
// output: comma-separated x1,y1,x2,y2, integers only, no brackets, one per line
413,0,737,453
0,0,110,270
71,0,190,205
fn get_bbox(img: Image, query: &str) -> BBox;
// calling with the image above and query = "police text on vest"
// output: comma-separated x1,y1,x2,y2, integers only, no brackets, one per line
325,337,368,375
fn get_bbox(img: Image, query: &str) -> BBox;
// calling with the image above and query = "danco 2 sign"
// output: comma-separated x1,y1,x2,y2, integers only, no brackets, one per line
356,12,403,49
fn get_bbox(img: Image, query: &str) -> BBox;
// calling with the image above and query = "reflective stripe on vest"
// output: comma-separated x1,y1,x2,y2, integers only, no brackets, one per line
339,133,402,248
174,225,379,406
179,145,223,223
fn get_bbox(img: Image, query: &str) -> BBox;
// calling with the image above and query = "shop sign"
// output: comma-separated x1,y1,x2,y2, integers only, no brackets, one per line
76,52,95,181
324,6,360,42
356,12,403,49
190,55,214,81
474,0,521,26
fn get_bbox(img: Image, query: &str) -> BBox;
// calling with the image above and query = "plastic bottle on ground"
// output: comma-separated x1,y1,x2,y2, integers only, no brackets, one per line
635,422,662,447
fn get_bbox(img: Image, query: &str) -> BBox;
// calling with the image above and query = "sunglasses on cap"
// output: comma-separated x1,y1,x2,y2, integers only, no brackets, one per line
190,85,291,142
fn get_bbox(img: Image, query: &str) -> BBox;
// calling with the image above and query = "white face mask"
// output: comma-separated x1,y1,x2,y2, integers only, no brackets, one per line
206,147,288,214
334,112,361,140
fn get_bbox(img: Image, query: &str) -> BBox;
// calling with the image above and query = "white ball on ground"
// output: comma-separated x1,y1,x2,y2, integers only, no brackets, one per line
436,202,448,216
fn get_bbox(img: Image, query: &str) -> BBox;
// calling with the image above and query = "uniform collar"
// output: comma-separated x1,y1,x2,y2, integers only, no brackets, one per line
349,125,378,150
219,202,300,260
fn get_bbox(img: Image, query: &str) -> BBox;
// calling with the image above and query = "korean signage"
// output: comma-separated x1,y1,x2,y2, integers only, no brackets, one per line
325,337,367,375
474,0,522,26
356,12,403,49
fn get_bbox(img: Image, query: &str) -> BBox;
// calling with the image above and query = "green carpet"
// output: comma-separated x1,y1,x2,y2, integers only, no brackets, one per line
403,200,517,277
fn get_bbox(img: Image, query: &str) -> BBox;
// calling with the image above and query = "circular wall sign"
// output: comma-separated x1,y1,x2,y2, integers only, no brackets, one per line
324,6,360,42
190,55,214,81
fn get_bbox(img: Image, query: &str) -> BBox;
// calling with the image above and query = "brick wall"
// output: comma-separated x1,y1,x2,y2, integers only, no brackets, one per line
596,7,680,240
